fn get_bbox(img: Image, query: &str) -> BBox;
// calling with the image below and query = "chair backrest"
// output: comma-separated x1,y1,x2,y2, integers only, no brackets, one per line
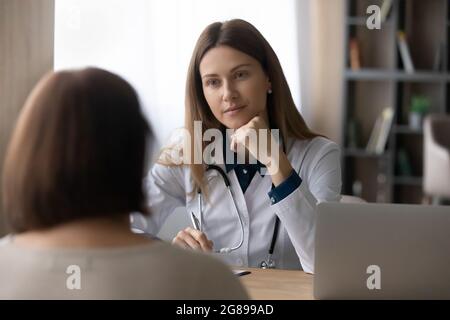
426,114,450,151
424,114,450,198
340,195,367,203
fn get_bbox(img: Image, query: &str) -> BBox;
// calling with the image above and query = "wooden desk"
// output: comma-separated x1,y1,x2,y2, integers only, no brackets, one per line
238,267,314,300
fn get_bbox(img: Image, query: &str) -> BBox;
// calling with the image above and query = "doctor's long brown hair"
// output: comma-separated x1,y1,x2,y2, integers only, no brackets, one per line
162,19,322,195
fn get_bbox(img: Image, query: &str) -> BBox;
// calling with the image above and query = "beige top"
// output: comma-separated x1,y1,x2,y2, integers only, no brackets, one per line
0,236,248,299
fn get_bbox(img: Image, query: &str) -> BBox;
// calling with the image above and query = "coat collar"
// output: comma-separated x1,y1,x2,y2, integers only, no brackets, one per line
202,128,286,177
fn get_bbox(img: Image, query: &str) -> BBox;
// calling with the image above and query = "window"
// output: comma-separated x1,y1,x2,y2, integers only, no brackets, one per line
55,0,300,146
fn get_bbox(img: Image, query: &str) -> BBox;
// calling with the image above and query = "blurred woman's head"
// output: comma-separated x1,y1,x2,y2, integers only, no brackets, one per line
2,67,152,233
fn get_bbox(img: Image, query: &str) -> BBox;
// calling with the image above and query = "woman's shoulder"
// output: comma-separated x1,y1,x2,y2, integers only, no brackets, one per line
0,240,247,299
156,127,191,165
287,136,341,177
0,235,13,246
288,136,340,154
287,136,340,164
150,128,191,179
151,244,249,299
156,243,232,274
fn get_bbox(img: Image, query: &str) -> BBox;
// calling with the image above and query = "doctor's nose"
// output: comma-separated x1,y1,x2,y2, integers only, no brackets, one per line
222,82,239,102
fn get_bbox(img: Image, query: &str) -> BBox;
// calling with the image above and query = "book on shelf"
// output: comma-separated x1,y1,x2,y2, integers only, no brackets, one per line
376,156,390,202
397,31,415,73
433,42,445,72
347,118,361,149
397,148,413,176
380,0,393,23
349,38,361,70
366,107,394,155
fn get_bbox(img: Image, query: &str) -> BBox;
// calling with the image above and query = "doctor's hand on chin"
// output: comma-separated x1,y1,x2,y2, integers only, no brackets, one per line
172,227,214,252
230,113,294,187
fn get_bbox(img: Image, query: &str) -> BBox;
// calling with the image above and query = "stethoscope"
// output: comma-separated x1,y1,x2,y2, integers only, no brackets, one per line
193,164,280,269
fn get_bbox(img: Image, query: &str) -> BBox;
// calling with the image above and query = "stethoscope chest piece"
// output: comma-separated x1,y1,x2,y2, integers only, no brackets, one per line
259,255,276,269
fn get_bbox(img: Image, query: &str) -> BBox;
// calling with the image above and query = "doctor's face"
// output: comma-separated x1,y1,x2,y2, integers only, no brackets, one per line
199,46,271,129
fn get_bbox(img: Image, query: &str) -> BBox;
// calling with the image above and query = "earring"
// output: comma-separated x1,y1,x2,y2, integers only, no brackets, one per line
268,89,272,94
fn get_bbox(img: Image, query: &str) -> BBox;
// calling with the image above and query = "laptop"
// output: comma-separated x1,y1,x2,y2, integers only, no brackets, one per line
314,202,450,299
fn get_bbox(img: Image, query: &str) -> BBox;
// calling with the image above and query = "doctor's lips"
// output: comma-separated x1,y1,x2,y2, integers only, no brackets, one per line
223,105,246,115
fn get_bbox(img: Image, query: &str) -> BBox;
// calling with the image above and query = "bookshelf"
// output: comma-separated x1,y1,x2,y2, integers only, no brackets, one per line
342,0,450,204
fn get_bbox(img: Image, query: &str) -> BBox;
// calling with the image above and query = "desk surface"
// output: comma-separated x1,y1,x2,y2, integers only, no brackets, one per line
238,267,314,300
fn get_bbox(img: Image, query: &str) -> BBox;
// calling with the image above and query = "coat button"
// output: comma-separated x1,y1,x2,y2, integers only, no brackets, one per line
243,169,248,174
271,197,276,203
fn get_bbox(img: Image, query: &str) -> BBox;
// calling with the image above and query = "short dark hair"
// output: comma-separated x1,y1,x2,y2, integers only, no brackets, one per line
2,67,152,233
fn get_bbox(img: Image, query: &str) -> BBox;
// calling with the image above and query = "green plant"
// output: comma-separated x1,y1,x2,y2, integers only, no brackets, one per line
410,95,430,114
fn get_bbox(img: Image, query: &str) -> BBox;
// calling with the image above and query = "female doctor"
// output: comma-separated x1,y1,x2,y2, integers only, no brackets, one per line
137,19,341,273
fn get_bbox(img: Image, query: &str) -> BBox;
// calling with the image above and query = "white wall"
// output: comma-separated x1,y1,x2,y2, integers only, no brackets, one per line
0,0,55,236
54,0,301,148
294,0,345,144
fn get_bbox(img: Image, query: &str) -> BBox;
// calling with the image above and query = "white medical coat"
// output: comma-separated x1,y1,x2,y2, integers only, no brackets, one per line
135,136,341,273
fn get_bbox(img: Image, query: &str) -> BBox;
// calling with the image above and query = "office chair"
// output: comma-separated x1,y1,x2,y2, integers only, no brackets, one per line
423,114,450,204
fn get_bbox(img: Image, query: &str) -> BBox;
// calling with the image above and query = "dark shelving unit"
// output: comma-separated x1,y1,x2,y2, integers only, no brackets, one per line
342,0,450,204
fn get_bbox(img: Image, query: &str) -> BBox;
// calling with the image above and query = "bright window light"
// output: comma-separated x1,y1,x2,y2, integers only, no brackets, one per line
55,0,300,146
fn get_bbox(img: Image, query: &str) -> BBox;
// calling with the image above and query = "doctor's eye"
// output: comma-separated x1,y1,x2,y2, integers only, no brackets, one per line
205,78,221,88
234,70,249,80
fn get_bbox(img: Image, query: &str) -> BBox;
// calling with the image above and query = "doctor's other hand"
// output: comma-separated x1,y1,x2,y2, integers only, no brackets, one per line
172,227,214,252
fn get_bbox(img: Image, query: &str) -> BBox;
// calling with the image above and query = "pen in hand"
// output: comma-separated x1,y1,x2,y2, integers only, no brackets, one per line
190,212,200,230
188,212,214,252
